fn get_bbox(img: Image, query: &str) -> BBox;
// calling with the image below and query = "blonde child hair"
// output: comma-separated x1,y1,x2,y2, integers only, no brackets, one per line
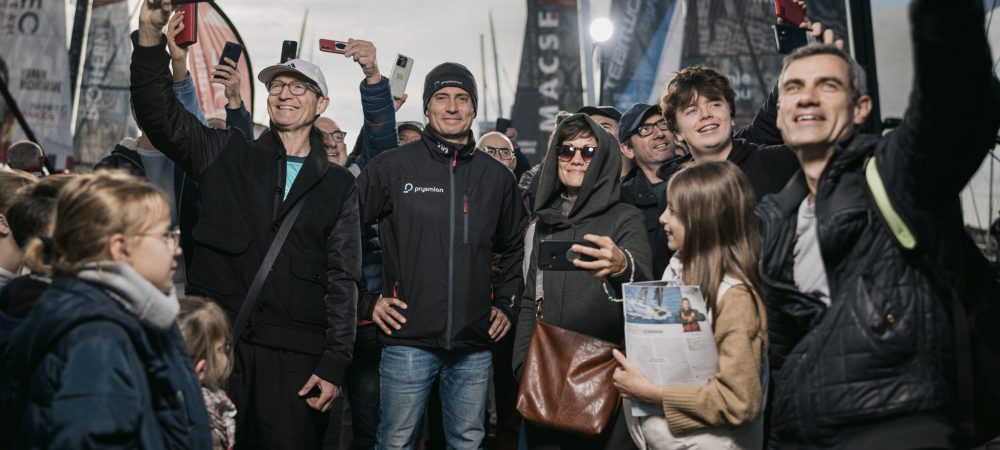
177,296,233,390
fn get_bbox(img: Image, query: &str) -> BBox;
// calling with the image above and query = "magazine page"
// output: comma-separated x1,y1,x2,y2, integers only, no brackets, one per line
622,281,719,416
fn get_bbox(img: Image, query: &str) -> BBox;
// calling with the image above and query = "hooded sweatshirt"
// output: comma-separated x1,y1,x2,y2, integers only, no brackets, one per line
513,114,653,380
2,262,210,449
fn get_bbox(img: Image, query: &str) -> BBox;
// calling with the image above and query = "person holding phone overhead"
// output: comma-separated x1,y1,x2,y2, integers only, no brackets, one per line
512,113,652,450
131,1,366,448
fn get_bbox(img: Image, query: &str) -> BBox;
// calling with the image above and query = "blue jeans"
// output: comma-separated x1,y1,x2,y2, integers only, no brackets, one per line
376,346,492,450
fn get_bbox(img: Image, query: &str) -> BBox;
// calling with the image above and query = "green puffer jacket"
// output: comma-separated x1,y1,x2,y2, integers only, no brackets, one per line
512,113,652,379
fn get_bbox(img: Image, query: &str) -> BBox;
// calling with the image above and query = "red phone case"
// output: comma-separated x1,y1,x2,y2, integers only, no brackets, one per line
319,39,348,54
774,0,805,26
175,4,197,47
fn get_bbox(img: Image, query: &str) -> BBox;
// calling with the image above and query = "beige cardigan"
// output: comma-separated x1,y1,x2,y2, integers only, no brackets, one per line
659,284,768,435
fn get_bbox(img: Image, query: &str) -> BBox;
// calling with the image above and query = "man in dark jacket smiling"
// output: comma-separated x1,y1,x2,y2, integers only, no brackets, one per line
357,62,527,448
758,0,1000,447
130,2,388,448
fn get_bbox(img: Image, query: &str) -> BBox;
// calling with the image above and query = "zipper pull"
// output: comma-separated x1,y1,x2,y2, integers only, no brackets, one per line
452,152,458,169
463,196,468,214
393,282,399,299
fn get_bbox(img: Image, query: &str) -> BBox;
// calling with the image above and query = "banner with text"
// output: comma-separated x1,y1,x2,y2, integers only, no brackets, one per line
74,0,133,166
509,0,583,161
0,0,75,168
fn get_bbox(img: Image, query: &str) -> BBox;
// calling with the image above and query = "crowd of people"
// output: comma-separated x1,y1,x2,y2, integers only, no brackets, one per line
1,0,999,448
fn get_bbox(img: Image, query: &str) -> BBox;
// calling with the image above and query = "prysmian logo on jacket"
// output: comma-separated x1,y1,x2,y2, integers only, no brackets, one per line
403,182,444,194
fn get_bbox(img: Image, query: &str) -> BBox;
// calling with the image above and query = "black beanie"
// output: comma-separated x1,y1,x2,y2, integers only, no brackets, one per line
423,62,478,116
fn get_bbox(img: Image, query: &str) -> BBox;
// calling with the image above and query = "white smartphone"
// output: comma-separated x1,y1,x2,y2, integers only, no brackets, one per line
389,54,413,100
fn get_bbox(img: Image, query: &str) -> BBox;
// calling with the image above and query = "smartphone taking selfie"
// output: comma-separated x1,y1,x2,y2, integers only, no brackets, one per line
389,54,413,100
319,39,349,54
774,0,806,26
280,40,298,63
538,240,598,271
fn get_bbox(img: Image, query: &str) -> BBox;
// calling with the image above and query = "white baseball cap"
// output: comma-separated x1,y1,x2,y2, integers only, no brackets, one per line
257,59,329,97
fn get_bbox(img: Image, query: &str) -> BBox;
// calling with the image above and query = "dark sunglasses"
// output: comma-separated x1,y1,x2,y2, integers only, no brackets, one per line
555,145,597,163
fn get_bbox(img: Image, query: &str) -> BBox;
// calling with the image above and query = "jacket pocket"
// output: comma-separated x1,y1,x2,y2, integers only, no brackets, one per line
188,222,250,305
191,221,251,255
289,258,327,326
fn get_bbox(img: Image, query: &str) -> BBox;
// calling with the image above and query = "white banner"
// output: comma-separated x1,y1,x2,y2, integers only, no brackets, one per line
73,0,133,166
0,0,74,169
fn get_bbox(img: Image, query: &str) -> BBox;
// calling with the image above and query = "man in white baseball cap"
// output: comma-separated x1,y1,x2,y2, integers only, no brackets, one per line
132,1,363,448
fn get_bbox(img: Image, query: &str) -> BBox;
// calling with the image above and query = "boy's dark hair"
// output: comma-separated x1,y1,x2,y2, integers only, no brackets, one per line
7,175,74,248
661,65,737,133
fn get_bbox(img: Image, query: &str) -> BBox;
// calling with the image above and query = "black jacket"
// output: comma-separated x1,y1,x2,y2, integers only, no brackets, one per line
622,88,793,276
95,144,201,269
129,32,361,384
357,127,527,349
757,0,1000,445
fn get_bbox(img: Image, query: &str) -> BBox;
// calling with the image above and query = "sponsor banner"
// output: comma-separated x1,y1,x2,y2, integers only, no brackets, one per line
186,2,253,121
509,0,583,162
73,0,133,166
0,0,74,168
603,0,847,125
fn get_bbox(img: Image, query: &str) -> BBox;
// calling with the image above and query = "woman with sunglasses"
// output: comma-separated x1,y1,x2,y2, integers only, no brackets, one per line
513,114,652,450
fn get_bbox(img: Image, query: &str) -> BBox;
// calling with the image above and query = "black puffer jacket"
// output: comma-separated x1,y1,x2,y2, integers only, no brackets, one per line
757,0,1000,445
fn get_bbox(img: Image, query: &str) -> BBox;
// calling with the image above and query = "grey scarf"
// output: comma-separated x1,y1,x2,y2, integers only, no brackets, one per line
76,261,179,331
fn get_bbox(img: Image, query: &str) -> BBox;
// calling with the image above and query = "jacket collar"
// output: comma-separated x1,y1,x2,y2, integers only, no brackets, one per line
260,126,330,221
420,126,477,162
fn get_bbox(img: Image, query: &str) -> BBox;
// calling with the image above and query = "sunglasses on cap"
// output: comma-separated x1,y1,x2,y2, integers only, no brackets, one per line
555,145,597,163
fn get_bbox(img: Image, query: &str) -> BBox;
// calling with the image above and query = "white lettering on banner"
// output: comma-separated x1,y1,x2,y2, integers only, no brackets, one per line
537,8,560,138
605,0,642,91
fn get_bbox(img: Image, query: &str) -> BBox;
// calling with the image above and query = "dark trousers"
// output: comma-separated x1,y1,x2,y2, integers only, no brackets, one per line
491,332,521,450
346,324,382,449
229,341,344,450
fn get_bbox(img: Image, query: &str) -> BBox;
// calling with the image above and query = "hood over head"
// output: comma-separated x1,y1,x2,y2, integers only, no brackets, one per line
534,113,622,228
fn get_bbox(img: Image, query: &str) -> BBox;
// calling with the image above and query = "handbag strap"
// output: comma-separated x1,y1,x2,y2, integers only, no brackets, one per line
233,199,305,343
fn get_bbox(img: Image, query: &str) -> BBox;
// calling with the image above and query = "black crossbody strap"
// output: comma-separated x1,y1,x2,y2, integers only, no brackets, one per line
233,199,305,343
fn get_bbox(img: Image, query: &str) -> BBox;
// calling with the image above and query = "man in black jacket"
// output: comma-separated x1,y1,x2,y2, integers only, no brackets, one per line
758,0,1000,446
357,62,527,449
132,2,369,448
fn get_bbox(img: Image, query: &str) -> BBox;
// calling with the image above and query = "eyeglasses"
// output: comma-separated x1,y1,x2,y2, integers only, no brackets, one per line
266,80,319,96
635,119,669,138
136,227,181,249
320,130,347,143
555,145,597,163
478,146,515,160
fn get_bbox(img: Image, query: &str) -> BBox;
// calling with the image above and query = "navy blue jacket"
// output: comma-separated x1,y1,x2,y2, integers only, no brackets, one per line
2,277,212,449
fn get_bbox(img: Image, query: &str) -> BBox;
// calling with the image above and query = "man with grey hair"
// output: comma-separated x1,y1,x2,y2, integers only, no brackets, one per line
476,131,516,172
759,0,1000,447
131,1,375,447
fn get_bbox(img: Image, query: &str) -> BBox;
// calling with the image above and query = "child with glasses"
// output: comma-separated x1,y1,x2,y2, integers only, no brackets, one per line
3,171,211,449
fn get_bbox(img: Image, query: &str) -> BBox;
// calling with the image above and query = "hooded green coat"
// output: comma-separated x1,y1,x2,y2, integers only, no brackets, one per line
512,114,652,381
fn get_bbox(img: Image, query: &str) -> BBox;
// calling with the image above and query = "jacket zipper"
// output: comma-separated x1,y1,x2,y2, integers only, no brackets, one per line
446,152,457,349
463,195,469,244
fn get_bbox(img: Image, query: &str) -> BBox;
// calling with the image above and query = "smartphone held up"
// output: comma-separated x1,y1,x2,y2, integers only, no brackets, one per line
319,39,349,54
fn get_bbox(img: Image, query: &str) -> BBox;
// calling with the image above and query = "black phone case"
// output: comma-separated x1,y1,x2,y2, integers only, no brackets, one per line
219,42,243,65
281,41,297,63
538,240,597,271
773,24,809,55
496,118,511,134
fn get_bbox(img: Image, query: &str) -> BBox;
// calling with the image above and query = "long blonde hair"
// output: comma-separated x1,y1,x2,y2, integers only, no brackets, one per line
178,296,233,390
666,161,762,316
23,171,170,275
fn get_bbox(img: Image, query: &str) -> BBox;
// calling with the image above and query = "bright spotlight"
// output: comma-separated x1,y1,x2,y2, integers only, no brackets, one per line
590,18,614,43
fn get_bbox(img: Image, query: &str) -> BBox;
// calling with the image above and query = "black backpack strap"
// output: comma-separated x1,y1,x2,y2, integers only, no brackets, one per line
864,156,976,441
232,199,305,344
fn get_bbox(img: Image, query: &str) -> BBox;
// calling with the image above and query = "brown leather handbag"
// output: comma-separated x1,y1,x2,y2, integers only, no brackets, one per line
515,295,622,437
